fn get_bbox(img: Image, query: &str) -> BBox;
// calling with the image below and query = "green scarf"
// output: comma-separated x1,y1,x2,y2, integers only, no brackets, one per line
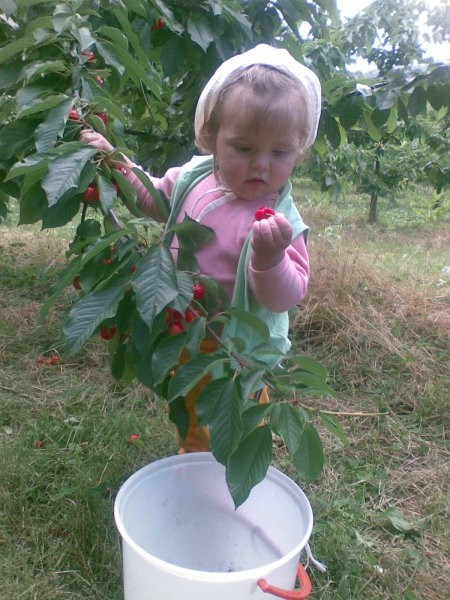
167,155,308,365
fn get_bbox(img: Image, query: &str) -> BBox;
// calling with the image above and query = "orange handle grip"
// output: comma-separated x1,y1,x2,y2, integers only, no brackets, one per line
257,564,312,599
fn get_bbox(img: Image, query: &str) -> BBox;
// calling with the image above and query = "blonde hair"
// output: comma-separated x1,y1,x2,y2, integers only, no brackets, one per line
196,65,316,160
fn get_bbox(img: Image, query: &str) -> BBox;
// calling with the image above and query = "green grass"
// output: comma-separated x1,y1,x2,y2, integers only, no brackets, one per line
1,186,449,599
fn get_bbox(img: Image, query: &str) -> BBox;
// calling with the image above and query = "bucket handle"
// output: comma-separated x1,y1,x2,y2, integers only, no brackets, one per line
257,564,311,599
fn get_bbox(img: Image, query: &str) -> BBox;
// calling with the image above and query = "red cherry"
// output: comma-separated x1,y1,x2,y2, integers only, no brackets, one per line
128,434,140,442
96,112,107,126
100,325,116,340
115,165,128,175
73,275,81,290
81,50,96,63
165,307,183,324
192,282,205,300
102,258,113,266
254,206,276,221
168,322,184,335
185,309,200,323
68,109,81,121
151,18,164,31
82,184,99,202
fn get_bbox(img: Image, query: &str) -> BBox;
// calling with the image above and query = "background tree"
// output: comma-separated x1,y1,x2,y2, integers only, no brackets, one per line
304,0,450,221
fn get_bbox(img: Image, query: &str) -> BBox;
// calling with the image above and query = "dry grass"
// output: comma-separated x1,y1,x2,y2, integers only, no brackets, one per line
1,199,449,599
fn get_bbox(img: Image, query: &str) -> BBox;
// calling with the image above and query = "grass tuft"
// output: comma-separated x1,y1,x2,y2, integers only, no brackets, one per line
1,187,449,599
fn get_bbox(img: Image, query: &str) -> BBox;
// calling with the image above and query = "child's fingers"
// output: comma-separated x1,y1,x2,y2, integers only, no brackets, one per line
80,130,114,152
253,216,292,250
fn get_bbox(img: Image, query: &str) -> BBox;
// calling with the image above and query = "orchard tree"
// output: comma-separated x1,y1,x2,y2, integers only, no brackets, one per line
305,0,450,221
0,0,448,501
0,0,342,507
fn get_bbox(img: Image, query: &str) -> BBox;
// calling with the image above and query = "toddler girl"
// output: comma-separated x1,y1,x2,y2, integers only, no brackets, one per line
80,44,321,452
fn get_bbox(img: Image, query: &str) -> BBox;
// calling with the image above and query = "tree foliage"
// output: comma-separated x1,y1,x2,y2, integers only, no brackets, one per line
0,0,448,502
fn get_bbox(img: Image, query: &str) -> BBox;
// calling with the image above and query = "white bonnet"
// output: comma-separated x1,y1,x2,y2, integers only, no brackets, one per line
194,43,322,150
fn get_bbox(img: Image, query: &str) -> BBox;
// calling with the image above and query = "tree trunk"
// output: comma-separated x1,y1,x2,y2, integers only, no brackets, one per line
368,145,382,224
369,190,378,223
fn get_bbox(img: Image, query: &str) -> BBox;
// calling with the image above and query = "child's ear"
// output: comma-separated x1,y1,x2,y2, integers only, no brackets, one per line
202,126,216,154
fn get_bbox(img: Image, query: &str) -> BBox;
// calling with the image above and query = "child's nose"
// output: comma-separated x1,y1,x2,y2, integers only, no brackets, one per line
251,152,270,172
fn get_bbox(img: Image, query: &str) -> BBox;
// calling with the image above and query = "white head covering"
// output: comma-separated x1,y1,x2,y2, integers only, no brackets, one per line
194,43,322,151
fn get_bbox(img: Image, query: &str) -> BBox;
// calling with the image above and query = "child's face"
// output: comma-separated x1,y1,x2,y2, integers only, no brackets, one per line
214,86,302,201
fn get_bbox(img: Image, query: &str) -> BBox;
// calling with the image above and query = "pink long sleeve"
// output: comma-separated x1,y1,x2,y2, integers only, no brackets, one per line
119,161,309,311
248,234,309,312
125,164,182,221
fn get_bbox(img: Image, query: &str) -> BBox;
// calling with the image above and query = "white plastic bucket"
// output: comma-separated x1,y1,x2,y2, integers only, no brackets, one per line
114,452,313,599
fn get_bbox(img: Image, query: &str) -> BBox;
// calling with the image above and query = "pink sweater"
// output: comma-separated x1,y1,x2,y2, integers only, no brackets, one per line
127,164,309,313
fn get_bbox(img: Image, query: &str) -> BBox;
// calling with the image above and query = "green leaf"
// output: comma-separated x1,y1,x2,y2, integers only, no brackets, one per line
226,426,272,508
287,355,328,378
74,25,97,52
40,231,125,319
169,215,214,252
0,35,33,65
35,98,73,152
18,94,69,118
325,114,342,148
42,147,97,206
24,59,67,80
132,244,179,324
0,60,23,90
364,110,382,142
64,273,130,354
241,403,270,436
5,152,49,181
407,86,427,116
111,339,134,383
319,413,348,445
108,9,160,96
290,371,336,397
0,120,40,161
98,26,128,49
113,168,145,217
205,378,243,464
372,107,391,128
18,181,46,224
185,315,207,357
375,508,418,534
129,167,169,218
41,191,80,228
168,397,190,442
270,402,306,455
97,174,117,213
167,354,220,402
152,0,183,33
339,96,362,129
187,15,215,52
427,83,450,111
96,41,126,75
151,334,186,385
292,424,324,482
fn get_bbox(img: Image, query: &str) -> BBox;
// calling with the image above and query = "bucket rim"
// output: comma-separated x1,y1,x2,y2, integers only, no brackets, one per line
114,452,313,582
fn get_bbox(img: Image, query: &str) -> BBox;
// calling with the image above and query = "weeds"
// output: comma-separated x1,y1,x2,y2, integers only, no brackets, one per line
1,189,449,599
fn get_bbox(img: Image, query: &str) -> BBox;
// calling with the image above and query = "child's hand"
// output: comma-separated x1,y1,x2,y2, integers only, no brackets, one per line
251,213,293,270
79,129,114,153
79,129,134,170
